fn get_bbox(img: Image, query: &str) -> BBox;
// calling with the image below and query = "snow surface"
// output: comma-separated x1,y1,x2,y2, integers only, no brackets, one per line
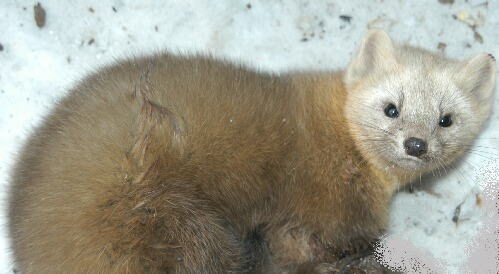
0,0,497,273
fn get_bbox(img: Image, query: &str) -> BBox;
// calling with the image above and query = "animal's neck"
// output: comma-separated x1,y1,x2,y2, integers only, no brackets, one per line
291,72,399,195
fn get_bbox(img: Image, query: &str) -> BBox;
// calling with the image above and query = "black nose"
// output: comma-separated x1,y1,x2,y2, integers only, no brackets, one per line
404,137,427,157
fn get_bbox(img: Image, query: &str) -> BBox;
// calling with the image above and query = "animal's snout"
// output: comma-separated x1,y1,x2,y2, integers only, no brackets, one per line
404,137,427,157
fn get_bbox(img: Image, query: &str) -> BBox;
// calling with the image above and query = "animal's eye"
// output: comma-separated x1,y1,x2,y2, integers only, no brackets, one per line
384,103,399,118
439,114,452,127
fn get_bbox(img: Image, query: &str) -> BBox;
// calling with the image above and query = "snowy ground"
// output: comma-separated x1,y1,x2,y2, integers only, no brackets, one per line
0,0,497,273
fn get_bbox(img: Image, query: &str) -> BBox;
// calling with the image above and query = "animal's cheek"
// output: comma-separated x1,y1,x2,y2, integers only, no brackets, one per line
426,139,443,157
388,129,405,149
429,132,462,160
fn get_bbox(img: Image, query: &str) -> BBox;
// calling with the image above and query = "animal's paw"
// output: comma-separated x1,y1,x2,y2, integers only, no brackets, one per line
290,262,339,274
288,257,398,274
333,254,399,274
313,262,340,273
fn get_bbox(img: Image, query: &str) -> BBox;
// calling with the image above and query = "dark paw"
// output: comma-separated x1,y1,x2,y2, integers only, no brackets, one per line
291,262,340,274
333,254,399,274
288,256,399,274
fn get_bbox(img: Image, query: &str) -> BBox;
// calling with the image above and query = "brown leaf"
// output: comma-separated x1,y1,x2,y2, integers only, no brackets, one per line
34,3,46,28
438,0,454,4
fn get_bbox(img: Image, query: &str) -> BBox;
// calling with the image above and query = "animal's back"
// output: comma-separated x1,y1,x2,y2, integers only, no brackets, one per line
8,54,294,273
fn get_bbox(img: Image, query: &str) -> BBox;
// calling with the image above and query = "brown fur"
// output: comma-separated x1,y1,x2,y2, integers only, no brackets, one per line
8,30,495,273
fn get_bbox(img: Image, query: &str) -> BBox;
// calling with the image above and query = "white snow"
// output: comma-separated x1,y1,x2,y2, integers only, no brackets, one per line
0,0,497,273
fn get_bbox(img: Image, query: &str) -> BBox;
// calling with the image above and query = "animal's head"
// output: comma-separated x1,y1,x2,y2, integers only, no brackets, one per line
343,29,496,178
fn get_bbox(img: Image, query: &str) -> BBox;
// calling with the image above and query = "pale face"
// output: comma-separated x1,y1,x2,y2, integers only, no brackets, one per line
345,68,485,173
344,30,495,178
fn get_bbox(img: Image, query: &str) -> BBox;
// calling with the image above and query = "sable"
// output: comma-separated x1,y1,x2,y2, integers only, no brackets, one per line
8,30,495,273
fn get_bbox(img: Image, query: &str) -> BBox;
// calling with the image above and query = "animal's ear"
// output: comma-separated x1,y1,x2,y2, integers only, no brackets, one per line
455,53,496,107
345,29,398,85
